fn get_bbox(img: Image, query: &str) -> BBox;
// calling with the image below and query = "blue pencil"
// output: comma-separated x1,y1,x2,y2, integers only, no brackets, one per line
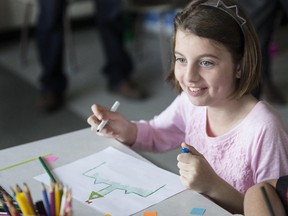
41,183,50,216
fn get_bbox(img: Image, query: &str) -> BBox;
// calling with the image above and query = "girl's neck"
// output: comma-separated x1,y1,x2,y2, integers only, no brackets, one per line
206,95,258,137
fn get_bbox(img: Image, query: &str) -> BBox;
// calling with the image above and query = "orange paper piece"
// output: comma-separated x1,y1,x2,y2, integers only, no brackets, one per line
143,212,157,216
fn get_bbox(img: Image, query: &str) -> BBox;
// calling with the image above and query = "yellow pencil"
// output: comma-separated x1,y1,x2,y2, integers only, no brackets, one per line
15,191,34,216
55,183,61,216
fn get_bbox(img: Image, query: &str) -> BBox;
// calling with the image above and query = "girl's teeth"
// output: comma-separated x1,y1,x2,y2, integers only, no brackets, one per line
189,87,201,92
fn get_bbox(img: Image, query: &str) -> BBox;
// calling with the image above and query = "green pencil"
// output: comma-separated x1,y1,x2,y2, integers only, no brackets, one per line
38,156,57,183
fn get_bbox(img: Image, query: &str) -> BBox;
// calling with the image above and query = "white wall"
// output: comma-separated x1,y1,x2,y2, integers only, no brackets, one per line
0,0,94,31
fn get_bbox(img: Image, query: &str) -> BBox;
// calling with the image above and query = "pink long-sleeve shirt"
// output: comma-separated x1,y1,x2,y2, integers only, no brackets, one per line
133,92,288,193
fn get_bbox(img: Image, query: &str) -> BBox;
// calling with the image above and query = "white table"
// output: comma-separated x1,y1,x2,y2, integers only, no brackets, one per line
0,128,232,216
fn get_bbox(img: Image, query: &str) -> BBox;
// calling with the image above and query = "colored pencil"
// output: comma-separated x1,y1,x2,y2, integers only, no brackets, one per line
9,187,16,198
59,186,67,216
64,189,72,216
50,182,55,216
3,193,20,216
55,183,61,216
15,192,34,216
41,183,50,216
0,197,10,215
14,185,22,194
39,156,57,183
23,183,36,215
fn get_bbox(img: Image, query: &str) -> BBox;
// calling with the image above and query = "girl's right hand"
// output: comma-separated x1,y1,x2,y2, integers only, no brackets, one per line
87,103,137,146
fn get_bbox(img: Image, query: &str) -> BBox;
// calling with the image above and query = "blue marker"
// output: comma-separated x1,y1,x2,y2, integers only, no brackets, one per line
182,147,190,153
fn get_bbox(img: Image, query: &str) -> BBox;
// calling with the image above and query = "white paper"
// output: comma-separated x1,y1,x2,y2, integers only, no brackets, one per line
34,147,185,216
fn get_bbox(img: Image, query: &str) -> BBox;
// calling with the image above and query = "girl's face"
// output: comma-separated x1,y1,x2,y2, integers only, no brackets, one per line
174,30,240,107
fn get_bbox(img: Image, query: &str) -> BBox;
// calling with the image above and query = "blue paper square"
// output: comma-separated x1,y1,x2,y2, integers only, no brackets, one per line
190,207,206,215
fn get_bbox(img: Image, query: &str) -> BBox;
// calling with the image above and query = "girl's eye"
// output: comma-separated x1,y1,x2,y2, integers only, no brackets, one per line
175,57,187,64
199,60,213,67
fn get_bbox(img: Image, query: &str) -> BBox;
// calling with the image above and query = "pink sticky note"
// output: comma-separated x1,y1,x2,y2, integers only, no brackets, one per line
44,155,58,162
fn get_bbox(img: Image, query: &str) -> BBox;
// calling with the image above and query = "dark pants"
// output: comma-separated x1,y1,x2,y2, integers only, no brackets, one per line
239,0,288,98
36,0,133,94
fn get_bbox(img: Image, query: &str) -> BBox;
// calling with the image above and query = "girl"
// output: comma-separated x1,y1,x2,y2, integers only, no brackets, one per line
87,0,288,213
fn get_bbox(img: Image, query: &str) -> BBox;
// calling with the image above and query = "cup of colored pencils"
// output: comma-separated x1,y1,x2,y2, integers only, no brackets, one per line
0,182,72,216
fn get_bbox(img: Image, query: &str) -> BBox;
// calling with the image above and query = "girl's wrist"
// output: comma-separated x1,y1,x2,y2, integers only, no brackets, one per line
118,122,137,146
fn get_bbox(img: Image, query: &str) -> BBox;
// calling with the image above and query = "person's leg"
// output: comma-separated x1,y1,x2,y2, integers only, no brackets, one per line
36,0,67,111
94,0,147,99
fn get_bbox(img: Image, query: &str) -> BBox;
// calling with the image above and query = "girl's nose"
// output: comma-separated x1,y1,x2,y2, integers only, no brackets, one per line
185,65,200,82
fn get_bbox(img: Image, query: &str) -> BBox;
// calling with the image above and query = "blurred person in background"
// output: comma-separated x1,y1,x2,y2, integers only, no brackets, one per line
36,0,147,113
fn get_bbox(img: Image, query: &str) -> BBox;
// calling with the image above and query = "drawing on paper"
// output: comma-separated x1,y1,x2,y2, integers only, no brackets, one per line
82,162,166,204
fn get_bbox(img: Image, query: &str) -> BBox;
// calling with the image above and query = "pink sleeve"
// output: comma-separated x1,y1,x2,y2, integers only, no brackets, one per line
131,94,187,152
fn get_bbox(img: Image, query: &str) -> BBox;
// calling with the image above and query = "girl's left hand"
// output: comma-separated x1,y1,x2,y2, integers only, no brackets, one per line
177,142,219,194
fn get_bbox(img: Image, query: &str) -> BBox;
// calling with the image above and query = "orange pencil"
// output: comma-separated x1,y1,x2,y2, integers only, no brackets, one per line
0,197,10,215
3,193,20,216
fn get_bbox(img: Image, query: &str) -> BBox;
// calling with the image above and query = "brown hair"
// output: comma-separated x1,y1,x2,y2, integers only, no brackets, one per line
166,0,262,99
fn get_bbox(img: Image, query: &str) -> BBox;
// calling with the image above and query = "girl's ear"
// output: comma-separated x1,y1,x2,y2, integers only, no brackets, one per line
235,64,241,79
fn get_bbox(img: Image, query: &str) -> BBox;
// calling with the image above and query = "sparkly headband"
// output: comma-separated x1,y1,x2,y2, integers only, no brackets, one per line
201,0,246,29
